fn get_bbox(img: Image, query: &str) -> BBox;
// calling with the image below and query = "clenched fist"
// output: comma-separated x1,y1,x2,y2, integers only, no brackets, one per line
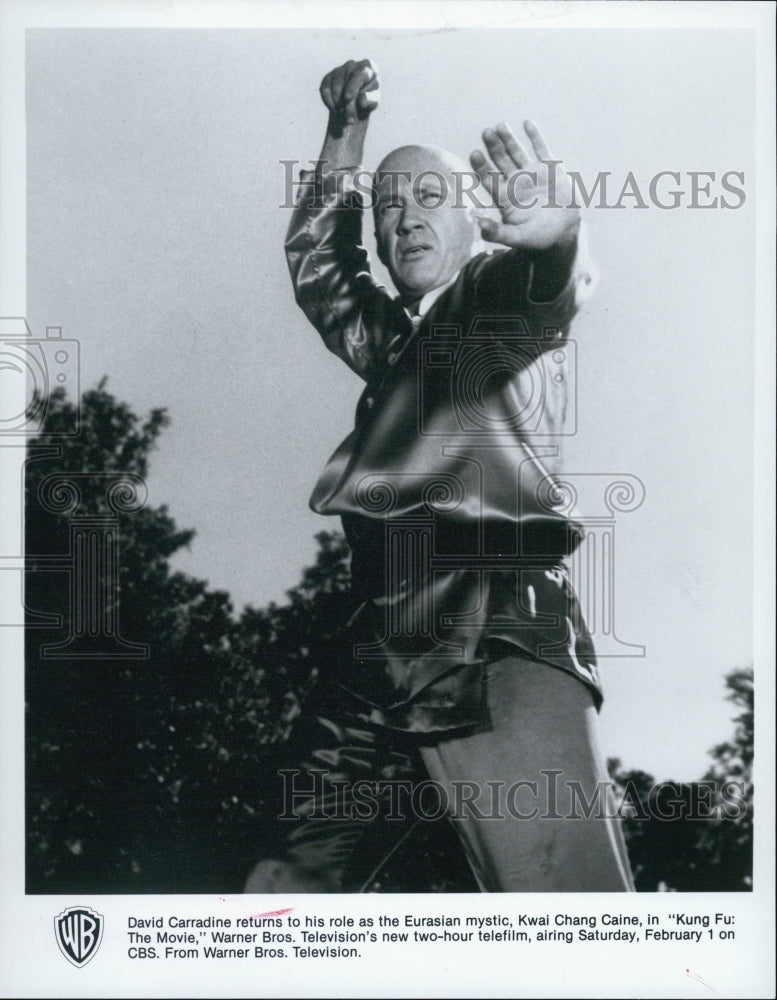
320,59,380,126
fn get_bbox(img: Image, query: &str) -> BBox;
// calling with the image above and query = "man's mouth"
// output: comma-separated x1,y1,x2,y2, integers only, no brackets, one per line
401,244,432,260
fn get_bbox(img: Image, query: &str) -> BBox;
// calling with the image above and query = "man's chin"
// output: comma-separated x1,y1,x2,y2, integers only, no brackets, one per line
394,268,443,300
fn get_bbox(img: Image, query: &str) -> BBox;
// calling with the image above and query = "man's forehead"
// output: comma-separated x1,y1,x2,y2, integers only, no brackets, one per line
374,144,468,186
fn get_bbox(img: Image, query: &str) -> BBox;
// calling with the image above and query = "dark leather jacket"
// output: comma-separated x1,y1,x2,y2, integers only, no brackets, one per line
285,167,601,733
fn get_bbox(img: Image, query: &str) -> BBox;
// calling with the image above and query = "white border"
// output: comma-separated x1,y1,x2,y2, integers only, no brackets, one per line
1,2,774,998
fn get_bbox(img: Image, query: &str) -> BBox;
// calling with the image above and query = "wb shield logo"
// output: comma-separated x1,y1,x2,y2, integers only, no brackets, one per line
54,906,104,967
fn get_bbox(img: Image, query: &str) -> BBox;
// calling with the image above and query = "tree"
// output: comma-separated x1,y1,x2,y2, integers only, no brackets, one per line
25,383,754,894
26,383,242,891
608,666,754,892
696,667,754,890
25,382,361,892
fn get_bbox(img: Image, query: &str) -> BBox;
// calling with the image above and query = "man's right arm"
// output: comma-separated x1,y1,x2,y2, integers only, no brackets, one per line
285,59,401,382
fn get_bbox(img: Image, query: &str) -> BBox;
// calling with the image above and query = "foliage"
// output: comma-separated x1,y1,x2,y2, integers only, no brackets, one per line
608,667,753,892
25,383,352,892
25,384,753,893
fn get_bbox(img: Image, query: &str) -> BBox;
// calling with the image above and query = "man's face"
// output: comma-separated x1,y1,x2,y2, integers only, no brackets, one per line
373,145,476,302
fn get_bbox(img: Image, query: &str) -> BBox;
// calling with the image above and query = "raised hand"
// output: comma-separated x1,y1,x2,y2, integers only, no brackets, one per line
319,59,380,126
470,121,580,250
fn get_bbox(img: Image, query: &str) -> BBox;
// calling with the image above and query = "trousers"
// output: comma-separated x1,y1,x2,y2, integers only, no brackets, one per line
245,655,634,893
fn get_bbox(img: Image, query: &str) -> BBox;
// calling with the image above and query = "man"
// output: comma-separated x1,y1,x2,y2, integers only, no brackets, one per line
245,59,634,893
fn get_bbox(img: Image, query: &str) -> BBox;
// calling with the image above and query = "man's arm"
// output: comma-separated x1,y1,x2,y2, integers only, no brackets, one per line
285,59,403,381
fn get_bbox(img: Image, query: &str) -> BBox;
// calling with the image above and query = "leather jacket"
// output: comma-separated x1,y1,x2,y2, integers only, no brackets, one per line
285,167,602,733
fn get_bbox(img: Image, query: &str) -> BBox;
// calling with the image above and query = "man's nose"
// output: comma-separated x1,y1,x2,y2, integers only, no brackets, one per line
396,200,424,234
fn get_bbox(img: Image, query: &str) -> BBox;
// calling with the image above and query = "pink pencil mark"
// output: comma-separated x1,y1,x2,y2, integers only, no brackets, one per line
686,968,722,996
251,907,294,919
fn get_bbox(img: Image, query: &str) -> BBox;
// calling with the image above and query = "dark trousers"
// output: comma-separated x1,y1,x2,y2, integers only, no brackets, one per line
247,655,634,893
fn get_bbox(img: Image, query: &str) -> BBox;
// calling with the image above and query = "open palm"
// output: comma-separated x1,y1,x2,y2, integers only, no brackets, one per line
470,121,580,250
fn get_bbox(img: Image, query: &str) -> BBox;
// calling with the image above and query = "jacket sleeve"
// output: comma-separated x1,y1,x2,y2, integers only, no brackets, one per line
284,167,407,382
471,222,598,342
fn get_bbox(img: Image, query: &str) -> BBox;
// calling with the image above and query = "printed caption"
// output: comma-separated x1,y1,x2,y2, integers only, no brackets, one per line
125,909,737,961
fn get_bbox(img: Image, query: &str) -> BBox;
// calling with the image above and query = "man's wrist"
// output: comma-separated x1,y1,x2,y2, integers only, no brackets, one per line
321,116,369,170
527,226,580,303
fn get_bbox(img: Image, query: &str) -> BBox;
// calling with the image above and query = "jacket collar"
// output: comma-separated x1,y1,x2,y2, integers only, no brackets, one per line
403,271,461,326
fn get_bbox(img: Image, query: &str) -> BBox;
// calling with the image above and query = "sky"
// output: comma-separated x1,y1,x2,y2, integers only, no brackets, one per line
19,21,760,782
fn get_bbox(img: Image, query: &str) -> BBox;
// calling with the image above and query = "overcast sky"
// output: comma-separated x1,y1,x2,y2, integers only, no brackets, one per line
22,22,758,781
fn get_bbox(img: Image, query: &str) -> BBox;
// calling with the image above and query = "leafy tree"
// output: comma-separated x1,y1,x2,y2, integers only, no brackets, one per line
608,666,753,892
26,383,358,892
696,667,754,890
25,384,257,891
25,383,754,894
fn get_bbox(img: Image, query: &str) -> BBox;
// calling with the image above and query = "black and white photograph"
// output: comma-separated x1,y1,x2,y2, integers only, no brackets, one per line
0,1,774,997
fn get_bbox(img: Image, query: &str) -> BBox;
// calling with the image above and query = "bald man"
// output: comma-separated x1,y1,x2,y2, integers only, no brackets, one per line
244,59,634,893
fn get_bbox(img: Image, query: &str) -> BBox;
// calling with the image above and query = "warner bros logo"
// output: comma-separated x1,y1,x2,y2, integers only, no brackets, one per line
54,906,104,968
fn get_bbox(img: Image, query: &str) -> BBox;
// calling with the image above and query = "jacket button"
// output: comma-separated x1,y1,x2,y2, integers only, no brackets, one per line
387,352,397,365
365,396,374,408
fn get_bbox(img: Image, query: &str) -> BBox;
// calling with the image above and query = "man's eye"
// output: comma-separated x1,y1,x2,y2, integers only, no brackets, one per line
420,189,441,204
380,202,401,216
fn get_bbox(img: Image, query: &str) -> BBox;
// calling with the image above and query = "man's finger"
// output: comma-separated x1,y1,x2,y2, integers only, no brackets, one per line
328,64,347,109
475,214,518,246
357,67,380,110
341,60,377,123
482,126,518,183
524,120,553,161
495,122,530,169
319,73,336,112
470,149,503,209
361,65,380,93
341,72,368,123
356,87,380,113
341,60,376,105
